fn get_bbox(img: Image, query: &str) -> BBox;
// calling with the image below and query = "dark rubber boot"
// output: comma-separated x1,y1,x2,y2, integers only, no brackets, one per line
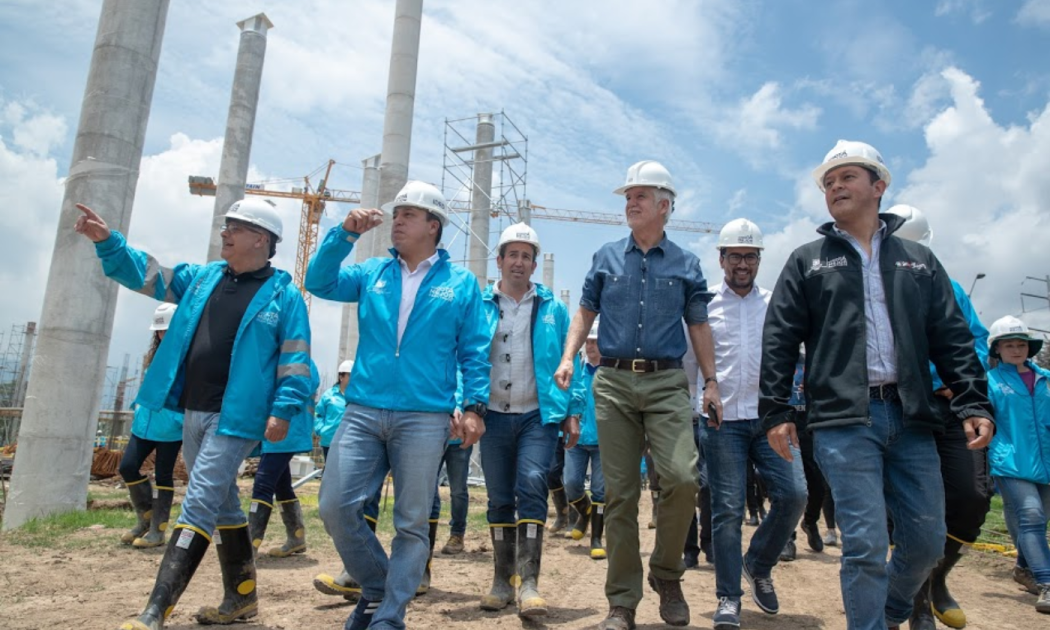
122,479,153,545
517,522,548,617
116,525,209,630
590,505,607,560
416,519,438,596
267,499,306,557
930,538,966,629
480,525,516,611
567,494,592,540
195,524,258,624
134,486,174,548
548,487,569,533
247,500,273,555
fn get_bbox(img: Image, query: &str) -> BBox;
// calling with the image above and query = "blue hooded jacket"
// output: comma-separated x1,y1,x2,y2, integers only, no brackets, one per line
988,361,1050,484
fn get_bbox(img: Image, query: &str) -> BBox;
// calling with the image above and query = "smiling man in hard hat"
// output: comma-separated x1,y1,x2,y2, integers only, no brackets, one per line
477,222,585,618
305,180,490,630
701,218,808,630
555,160,719,630
884,204,992,630
759,140,995,630
75,198,313,630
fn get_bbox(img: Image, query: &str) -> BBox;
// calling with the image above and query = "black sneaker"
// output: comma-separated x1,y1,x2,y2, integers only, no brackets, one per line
778,539,796,562
683,553,699,570
712,596,741,629
345,596,381,630
801,520,824,552
742,556,779,614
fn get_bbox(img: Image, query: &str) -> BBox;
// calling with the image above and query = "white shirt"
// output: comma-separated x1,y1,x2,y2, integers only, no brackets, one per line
397,252,440,345
703,281,771,422
488,283,539,414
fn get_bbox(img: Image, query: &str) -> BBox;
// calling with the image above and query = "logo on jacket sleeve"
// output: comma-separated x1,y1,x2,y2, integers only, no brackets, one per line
810,256,848,272
256,311,279,327
429,286,455,302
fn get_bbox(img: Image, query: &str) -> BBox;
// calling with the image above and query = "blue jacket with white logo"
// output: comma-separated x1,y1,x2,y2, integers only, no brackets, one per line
930,279,990,391
988,361,1050,484
263,360,319,454
481,282,585,425
131,405,184,443
94,231,313,441
305,226,490,412
577,363,599,446
315,384,347,448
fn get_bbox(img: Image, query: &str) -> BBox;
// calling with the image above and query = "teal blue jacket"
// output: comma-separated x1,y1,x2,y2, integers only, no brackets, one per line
305,226,490,412
263,360,319,454
481,282,586,425
988,361,1050,484
94,232,313,441
131,405,183,443
577,362,598,446
314,384,347,448
931,279,990,391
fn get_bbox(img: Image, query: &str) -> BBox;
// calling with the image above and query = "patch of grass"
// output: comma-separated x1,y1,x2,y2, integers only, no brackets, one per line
4,507,135,550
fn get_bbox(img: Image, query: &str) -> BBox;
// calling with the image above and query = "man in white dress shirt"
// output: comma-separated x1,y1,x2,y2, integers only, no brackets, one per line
699,219,807,630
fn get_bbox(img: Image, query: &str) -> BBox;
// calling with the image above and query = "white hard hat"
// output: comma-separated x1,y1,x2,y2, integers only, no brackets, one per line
225,198,283,242
587,316,600,340
716,218,765,250
149,303,177,331
812,139,892,192
886,204,933,247
497,222,541,256
381,181,450,226
613,160,677,197
989,315,1044,358
337,360,354,374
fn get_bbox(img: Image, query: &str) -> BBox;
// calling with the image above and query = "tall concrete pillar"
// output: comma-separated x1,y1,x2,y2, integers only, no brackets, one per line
4,0,170,530
338,154,381,363
543,253,554,289
206,13,273,262
372,0,423,256
560,289,571,309
518,199,532,225
468,114,496,287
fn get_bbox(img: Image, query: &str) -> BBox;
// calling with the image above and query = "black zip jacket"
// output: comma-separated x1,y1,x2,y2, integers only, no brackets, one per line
759,213,993,433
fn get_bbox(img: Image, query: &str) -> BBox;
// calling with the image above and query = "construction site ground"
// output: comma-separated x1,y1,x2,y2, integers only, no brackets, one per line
0,481,1043,630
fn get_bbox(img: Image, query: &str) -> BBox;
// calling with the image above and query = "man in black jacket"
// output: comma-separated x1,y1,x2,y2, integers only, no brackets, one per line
759,140,994,630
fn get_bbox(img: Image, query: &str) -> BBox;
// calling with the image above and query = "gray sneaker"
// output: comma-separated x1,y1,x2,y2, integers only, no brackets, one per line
1037,584,1050,614
713,597,741,629
823,528,839,547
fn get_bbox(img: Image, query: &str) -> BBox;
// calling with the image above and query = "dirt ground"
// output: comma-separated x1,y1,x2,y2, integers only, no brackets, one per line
0,483,1044,630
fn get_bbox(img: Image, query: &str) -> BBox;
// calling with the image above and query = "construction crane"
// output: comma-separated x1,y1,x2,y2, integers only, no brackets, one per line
188,160,359,310
189,166,719,308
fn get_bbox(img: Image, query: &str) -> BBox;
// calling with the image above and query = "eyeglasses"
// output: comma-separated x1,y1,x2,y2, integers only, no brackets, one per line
724,253,760,265
221,222,262,236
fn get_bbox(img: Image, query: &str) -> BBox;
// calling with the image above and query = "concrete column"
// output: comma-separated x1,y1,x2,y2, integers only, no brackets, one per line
560,289,571,309
206,13,273,262
468,114,496,287
518,199,531,225
372,0,423,256
543,253,554,289
4,0,170,530
338,154,381,363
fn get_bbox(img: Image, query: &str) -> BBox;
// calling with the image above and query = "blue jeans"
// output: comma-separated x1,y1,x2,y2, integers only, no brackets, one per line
701,418,806,599
253,452,296,503
177,410,258,534
565,444,605,503
480,409,559,524
995,475,1050,583
429,442,473,536
814,400,946,628
318,403,449,630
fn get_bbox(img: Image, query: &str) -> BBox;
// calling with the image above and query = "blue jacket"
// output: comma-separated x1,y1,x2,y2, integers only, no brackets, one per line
481,282,585,425
263,360,319,454
305,226,490,412
315,384,347,448
931,279,990,391
576,363,599,446
95,232,313,441
131,405,184,443
988,361,1050,484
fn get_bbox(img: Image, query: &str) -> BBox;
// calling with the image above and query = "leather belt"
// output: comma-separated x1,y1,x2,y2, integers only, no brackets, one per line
599,358,683,373
869,383,900,401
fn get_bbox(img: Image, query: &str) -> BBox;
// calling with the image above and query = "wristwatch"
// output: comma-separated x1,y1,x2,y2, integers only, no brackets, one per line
704,376,718,388
464,402,488,419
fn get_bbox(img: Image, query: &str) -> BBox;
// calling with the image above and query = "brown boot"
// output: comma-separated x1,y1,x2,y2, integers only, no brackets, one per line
596,605,636,630
647,573,689,626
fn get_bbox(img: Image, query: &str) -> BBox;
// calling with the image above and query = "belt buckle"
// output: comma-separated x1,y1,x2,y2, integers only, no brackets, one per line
631,359,647,373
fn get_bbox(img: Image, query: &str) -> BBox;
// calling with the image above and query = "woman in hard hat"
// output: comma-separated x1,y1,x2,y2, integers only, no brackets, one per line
986,315,1050,613
316,360,353,462
117,303,184,548
247,360,320,559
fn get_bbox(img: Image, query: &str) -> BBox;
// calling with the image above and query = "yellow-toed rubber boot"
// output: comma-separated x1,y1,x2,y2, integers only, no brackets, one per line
480,525,516,611
267,499,306,557
566,494,592,541
415,519,438,596
590,504,607,560
117,525,210,630
195,524,258,625
246,499,273,556
516,521,548,617
930,538,967,629
122,478,153,545
133,486,174,548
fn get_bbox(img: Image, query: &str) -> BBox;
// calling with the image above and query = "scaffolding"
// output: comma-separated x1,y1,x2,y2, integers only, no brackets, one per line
441,111,529,283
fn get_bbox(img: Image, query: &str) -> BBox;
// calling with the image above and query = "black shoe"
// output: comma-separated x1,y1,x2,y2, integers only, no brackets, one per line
801,520,824,553
683,554,699,570
778,540,796,562
742,556,779,614
345,596,382,630
746,514,759,527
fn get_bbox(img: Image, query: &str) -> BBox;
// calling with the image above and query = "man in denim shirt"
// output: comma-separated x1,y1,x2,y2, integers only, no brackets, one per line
555,160,719,630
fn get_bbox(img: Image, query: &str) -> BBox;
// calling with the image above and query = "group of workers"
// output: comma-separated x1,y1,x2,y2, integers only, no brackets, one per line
74,135,1049,630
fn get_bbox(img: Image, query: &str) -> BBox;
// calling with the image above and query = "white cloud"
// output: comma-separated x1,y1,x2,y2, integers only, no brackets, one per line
1017,0,1050,28
713,82,820,167
936,0,993,23
2,100,66,155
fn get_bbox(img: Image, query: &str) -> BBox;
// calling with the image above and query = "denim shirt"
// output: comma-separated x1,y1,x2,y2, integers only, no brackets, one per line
580,233,712,360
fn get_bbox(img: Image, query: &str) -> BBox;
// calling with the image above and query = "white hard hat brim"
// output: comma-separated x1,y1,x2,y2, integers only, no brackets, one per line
612,183,677,197
380,200,450,226
812,158,891,192
224,211,283,242
499,238,541,256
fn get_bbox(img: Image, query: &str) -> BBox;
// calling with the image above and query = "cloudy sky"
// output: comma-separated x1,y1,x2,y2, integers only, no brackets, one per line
1,0,1049,394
